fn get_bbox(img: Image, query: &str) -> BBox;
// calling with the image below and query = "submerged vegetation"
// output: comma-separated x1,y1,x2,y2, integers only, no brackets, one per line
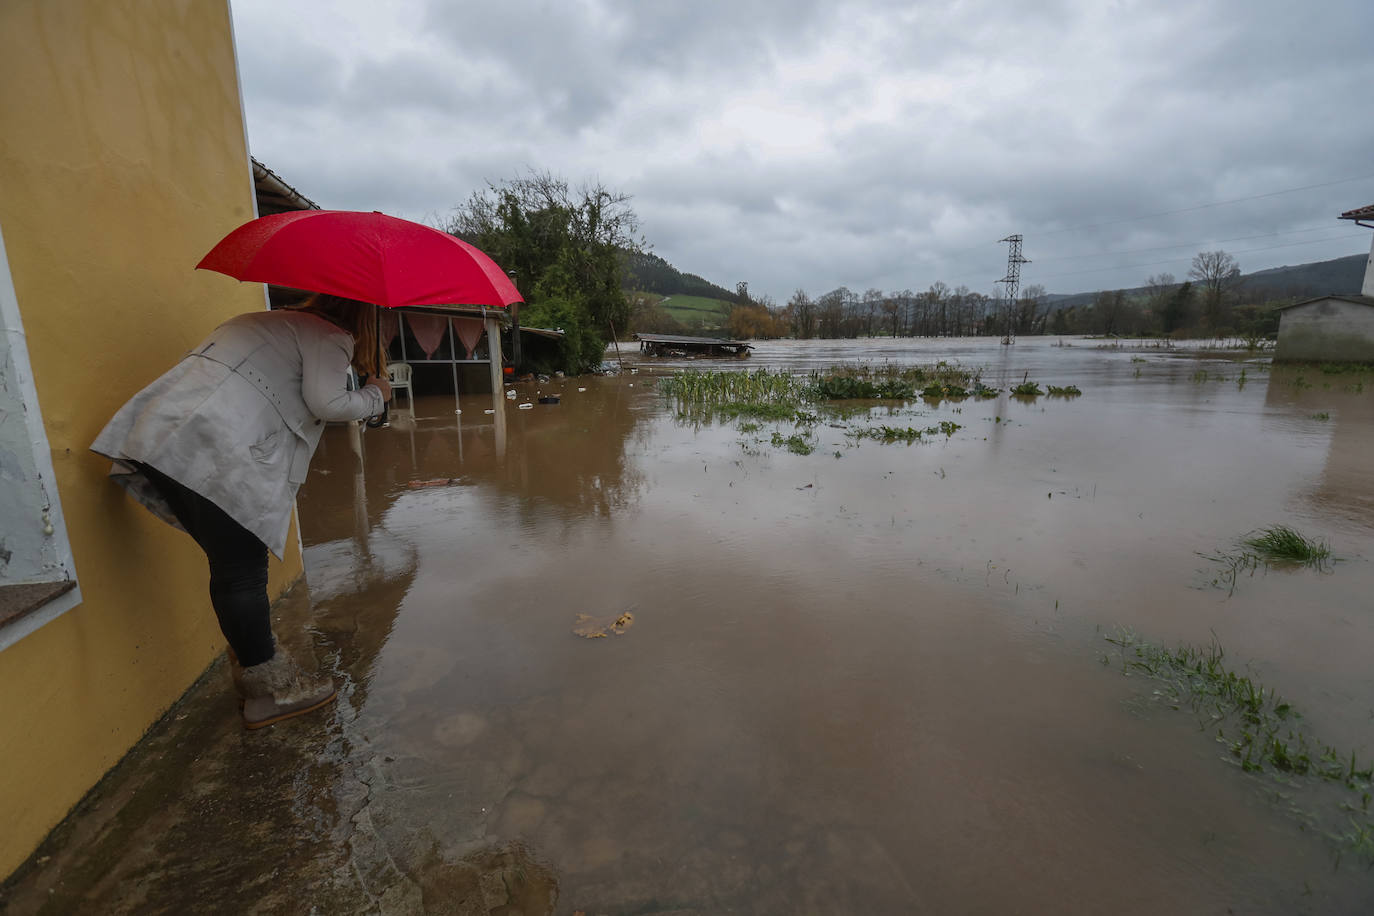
662,363,1078,456
1103,629,1374,864
809,362,985,401
1202,525,1334,594
770,431,816,455
1046,384,1082,397
658,368,808,405
1242,525,1332,566
846,421,962,444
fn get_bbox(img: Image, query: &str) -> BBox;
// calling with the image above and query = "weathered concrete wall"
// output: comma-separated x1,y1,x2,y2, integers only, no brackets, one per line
0,0,305,877
0,328,57,582
1362,234,1374,298
1274,298,1374,363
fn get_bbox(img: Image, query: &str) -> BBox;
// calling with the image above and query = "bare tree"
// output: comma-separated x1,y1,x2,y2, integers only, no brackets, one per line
862,288,884,337
788,289,816,339
1144,272,1175,331
1094,289,1128,336
1014,284,1048,335
1188,250,1241,331
817,288,847,338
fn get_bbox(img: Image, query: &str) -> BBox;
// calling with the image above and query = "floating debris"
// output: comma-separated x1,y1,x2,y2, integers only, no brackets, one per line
573,610,635,639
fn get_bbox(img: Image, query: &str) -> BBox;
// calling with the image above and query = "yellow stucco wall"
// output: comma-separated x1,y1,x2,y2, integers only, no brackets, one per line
0,0,304,877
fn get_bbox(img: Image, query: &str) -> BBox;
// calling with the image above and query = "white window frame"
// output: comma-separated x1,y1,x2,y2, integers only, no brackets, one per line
0,222,81,652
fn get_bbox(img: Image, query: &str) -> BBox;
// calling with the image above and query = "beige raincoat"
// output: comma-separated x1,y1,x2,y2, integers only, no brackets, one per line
92,309,384,558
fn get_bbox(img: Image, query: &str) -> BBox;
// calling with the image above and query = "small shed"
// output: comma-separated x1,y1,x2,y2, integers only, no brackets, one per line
1273,204,1374,363
634,332,753,358
1274,294,1374,362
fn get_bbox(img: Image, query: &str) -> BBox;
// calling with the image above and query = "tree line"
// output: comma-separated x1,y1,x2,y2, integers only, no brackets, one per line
724,249,1291,342
444,171,1292,374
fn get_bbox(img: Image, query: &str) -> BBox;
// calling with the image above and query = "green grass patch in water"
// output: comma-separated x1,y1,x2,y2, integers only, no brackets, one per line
1102,628,1374,865
1242,525,1331,566
846,421,962,444
1046,385,1082,397
811,361,981,402
814,375,916,400
770,431,815,455
659,368,807,405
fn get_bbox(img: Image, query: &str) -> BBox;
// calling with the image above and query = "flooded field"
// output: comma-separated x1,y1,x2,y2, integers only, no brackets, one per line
8,337,1374,914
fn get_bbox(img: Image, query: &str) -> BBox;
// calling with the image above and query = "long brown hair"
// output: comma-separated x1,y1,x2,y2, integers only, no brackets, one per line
297,293,381,378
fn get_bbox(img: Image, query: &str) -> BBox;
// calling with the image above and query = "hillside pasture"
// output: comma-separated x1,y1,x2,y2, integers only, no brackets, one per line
658,294,733,329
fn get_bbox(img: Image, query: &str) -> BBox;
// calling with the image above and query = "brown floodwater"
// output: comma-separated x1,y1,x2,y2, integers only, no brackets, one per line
286,337,1374,913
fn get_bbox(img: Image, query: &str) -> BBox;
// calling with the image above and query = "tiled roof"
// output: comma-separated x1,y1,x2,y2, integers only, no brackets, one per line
1339,203,1374,220
1276,294,1374,310
252,158,320,214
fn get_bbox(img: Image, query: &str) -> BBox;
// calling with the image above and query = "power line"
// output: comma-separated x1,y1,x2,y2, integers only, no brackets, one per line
1032,233,1365,282
1030,224,1349,265
1036,172,1374,238
932,172,1374,259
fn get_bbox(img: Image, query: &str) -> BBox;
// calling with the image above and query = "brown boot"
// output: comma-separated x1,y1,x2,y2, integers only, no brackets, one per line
239,651,337,729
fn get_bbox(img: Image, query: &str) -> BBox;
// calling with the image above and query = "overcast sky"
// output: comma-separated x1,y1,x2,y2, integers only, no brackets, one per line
232,0,1374,302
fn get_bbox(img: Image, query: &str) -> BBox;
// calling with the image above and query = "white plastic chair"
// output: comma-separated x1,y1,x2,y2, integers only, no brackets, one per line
387,362,414,410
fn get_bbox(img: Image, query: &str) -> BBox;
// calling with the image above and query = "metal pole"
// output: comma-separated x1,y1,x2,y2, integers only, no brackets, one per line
508,271,522,372
485,312,506,460
448,316,461,415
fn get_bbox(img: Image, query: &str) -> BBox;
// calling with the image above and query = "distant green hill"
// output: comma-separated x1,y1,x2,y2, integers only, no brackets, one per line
621,250,740,303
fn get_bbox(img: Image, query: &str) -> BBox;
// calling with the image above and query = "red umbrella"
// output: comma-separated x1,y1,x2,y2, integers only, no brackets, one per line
196,209,522,309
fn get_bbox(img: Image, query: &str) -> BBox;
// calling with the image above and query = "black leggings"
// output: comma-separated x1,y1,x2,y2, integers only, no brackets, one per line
141,465,276,666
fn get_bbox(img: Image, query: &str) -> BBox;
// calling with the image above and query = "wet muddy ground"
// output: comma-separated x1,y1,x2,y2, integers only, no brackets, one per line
5,337,1374,914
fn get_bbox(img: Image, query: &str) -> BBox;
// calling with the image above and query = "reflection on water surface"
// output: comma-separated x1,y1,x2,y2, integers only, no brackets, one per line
286,338,1374,913
21,338,1369,913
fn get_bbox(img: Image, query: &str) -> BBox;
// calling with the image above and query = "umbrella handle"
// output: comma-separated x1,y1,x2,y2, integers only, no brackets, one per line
366,307,389,428
361,372,389,428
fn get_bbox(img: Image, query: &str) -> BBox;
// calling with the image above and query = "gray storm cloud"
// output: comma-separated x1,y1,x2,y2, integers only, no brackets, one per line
233,0,1374,300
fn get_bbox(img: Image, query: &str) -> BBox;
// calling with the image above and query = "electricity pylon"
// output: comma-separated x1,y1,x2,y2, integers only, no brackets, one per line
998,234,1029,344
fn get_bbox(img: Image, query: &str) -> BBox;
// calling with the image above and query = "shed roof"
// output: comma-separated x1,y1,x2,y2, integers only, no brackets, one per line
1275,294,1374,311
518,326,565,340
1339,203,1374,221
634,332,753,347
252,158,319,214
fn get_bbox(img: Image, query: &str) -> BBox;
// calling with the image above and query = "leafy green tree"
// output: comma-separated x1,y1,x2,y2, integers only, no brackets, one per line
447,171,642,372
